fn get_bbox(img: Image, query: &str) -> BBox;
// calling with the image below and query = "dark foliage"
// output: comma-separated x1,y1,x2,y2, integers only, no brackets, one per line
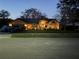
57,0,79,24
57,0,79,30
0,10,10,19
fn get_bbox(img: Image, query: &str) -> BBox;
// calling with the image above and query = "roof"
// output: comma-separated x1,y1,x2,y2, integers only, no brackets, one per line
24,18,39,23
10,19,26,25
48,19,57,21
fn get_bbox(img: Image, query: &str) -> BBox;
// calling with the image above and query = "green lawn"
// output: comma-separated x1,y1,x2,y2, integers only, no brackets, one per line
22,30,79,33
0,38,79,59
11,33,79,38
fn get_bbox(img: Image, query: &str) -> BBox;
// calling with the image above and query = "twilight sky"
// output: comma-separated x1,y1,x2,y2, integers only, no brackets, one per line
0,0,58,19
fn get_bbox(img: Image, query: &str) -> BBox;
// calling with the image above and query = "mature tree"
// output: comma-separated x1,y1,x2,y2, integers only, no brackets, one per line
0,10,10,28
0,10,10,19
57,0,79,30
57,0,79,25
21,8,47,20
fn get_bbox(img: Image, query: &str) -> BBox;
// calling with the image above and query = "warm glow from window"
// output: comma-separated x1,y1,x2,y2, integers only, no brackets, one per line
24,24,27,27
24,24,33,30
38,20,48,30
9,23,12,26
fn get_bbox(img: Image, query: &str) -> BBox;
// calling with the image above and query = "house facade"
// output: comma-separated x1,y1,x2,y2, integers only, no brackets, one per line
8,18,60,31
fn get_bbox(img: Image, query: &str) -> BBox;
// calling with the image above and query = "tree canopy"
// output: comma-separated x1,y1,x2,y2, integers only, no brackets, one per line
21,8,47,19
0,10,10,19
57,0,79,25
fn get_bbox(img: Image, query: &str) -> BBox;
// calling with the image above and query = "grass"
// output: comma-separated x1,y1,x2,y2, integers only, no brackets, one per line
0,38,79,59
11,33,79,38
22,30,79,33
1,30,79,38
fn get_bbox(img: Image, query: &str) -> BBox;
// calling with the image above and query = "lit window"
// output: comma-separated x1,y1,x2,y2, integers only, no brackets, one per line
24,24,27,27
9,23,12,26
